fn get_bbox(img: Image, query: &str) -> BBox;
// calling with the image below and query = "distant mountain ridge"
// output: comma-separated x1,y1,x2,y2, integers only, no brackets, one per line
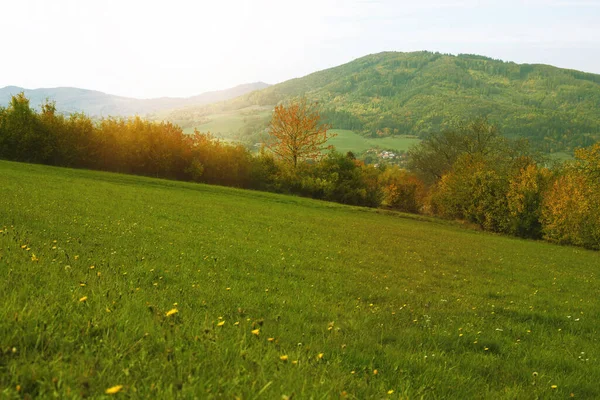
0,82,270,117
166,51,600,152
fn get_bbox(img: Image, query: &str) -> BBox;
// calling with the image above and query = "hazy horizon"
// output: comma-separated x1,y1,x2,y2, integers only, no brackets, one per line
3,0,600,98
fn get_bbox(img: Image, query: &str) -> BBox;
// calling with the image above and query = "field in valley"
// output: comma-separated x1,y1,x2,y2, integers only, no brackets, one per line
327,130,421,154
0,160,598,398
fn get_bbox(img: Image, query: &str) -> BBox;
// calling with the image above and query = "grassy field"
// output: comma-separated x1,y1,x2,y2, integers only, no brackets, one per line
182,107,272,138
1,160,599,399
327,130,421,154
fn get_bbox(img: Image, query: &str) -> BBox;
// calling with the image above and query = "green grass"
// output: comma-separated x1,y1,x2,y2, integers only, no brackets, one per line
1,160,599,399
328,130,421,154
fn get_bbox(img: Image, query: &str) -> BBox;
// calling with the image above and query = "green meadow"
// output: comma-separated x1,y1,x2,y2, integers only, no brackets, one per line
1,160,598,399
327,130,421,154
182,107,272,139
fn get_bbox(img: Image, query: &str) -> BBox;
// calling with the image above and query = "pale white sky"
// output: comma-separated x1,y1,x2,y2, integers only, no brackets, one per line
2,0,599,98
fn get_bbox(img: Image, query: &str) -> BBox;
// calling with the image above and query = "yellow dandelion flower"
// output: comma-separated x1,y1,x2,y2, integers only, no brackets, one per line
387,389,394,394
89,265,95,269
20,245,27,249
80,283,86,287
251,329,260,336
165,308,178,317
351,370,355,374
373,369,378,375
234,321,239,326
217,321,225,327
31,254,39,262
79,296,88,302
292,360,298,365
551,385,558,389
268,337,275,342
279,355,288,361
484,347,489,351
105,385,123,394
74,255,79,260
317,353,324,359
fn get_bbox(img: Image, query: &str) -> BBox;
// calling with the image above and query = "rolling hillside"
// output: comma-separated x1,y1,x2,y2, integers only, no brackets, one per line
1,160,599,398
0,82,269,117
167,52,600,153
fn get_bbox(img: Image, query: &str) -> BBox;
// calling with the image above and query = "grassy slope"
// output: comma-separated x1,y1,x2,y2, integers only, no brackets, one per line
1,161,598,399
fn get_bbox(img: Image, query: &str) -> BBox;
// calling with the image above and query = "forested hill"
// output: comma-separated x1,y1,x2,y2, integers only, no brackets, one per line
167,51,600,152
0,82,270,117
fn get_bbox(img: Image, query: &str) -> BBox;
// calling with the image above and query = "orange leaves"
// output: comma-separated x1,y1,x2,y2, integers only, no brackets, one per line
266,98,335,167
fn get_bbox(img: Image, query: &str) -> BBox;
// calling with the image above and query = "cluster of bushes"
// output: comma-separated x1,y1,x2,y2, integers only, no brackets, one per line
409,119,600,249
0,94,422,211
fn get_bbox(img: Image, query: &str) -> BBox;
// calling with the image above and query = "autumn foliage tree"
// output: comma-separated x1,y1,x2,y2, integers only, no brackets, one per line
266,98,334,167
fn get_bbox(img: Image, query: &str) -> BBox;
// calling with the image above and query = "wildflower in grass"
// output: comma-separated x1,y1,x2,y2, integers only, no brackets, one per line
31,254,39,262
317,353,324,360
280,355,288,361
551,385,558,389
166,308,178,317
532,372,538,377
16,385,21,392
105,385,123,394
217,321,225,327
484,347,489,351
251,329,260,336
234,321,239,326
79,296,88,302
373,369,378,375
80,283,86,287
268,337,275,342
74,255,79,260
21,245,27,249
292,360,298,365
89,265,95,269
387,389,394,394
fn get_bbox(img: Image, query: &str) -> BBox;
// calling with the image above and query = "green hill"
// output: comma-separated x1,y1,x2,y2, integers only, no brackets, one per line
167,52,600,153
2,160,599,398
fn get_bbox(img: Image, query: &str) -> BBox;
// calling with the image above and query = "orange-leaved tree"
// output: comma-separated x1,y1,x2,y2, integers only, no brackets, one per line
266,98,334,167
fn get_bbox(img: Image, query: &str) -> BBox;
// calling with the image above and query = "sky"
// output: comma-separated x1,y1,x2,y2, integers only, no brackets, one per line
2,0,599,98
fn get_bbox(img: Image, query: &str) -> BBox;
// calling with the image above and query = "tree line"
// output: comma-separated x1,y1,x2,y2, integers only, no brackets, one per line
1,94,598,250
408,119,600,249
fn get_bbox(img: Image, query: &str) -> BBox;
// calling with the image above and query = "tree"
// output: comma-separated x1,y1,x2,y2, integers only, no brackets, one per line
408,117,529,183
266,98,334,167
